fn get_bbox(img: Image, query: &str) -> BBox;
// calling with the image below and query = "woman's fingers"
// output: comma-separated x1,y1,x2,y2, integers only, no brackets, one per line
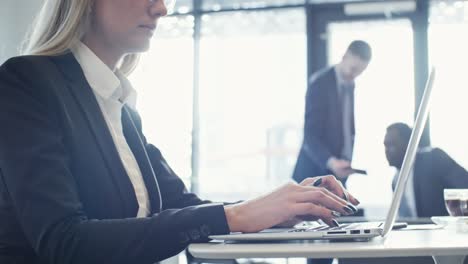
292,203,339,227
300,176,360,206
294,188,353,216
320,176,360,206
298,177,350,207
299,177,321,187
338,182,360,206
274,217,302,228
297,214,320,221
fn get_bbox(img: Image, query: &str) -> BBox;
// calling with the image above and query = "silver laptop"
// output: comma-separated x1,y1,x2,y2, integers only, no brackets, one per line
211,68,436,241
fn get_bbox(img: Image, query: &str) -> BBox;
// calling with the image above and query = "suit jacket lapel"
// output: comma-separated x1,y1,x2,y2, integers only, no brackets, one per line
51,53,139,217
121,106,162,213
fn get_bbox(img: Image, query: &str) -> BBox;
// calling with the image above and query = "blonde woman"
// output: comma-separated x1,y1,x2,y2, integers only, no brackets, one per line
0,0,359,263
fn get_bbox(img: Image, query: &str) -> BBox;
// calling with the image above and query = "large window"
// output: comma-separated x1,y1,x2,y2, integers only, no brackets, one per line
202,0,306,11
328,19,415,218
129,15,194,186
429,0,468,169
171,0,193,14
127,1,468,217
198,8,307,201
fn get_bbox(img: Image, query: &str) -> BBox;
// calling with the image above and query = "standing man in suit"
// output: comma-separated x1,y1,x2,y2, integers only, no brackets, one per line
385,123,468,217
293,40,372,186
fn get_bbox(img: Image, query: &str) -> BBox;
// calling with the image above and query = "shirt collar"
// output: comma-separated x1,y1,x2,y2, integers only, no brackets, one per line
116,70,137,109
71,41,137,109
334,65,354,92
334,66,345,88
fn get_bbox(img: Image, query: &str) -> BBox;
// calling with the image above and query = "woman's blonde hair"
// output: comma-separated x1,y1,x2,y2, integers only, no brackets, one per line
22,0,139,75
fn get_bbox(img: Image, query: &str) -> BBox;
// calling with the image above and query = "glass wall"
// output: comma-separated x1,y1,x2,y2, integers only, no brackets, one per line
129,15,194,186
327,19,415,218
171,0,193,14
128,1,467,211
202,0,306,11
198,8,307,201
429,0,468,169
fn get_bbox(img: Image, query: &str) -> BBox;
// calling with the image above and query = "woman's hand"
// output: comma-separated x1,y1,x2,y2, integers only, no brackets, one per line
224,175,360,233
299,175,359,205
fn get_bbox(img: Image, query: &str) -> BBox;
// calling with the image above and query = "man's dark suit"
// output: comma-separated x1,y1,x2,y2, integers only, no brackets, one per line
293,67,355,183
394,148,468,217
0,53,229,264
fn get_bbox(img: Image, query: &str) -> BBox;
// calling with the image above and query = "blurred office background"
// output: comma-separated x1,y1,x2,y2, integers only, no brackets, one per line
1,0,467,226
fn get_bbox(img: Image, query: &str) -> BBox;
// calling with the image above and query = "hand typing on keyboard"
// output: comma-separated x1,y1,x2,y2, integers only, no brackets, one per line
224,175,360,233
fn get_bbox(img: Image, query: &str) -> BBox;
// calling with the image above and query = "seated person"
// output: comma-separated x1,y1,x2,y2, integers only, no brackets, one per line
0,0,359,263
384,123,468,217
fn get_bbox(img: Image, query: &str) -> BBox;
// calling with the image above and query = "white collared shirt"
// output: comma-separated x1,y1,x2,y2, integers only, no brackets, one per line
393,169,417,218
334,65,353,95
71,41,151,217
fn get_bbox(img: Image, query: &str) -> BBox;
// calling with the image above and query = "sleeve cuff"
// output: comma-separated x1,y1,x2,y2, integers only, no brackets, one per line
202,203,230,235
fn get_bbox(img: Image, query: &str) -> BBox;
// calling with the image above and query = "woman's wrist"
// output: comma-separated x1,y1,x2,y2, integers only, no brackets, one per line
224,204,244,232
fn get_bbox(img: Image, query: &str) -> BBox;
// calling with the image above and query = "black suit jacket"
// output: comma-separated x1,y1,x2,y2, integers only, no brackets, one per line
412,148,468,217
292,67,355,183
0,53,229,264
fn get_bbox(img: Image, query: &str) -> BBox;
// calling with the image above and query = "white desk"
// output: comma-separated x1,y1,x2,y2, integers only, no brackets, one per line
189,229,468,264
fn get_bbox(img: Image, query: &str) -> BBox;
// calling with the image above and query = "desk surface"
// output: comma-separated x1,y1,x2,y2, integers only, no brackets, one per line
189,229,468,259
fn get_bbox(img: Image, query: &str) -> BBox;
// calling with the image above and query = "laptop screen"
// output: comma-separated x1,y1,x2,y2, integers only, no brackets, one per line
382,68,436,237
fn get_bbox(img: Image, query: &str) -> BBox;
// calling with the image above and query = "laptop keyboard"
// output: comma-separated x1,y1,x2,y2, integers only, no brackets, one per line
288,223,360,233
